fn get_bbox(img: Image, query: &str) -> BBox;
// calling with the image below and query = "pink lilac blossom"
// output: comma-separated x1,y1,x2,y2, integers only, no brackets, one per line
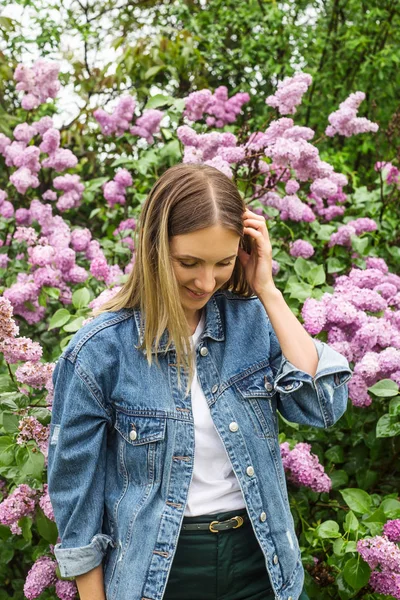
375,162,400,188
0,483,38,526
113,218,136,236
55,579,78,600
42,147,78,172
94,95,135,136
103,169,132,207
204,155,233,178
88,286,122,312
90,257,110,281
38,484,54,521
32,116,54,136
53,174,84,211
369,571,400,599
0,336,43,363
272,260,280,276
289,239,314,259
184,86,250,127
13,123,36,144
366,257,389,274
16,416,50,462
280,442,331,492
0,297,19,339
177,126,237,162
326,91,379,137
266,73,312,115
43,190,57,201
383,520,400,543
130,109,164,144
15,361,54,389
70,228,92,251
285,179,300,194
23,555,57,599
357,535,400,573
13,226,38,246
14,59,60,110
10,167,40,194
0,133,11,154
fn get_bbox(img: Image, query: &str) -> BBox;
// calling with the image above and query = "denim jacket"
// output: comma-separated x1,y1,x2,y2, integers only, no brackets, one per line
47,290,352,600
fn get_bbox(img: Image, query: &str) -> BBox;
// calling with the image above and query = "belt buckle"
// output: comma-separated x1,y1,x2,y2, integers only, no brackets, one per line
209,515,244,533
232,515,244,529
209,520,219,533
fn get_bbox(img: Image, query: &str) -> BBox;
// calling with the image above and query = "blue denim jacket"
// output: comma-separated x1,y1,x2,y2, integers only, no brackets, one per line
47,290,352,600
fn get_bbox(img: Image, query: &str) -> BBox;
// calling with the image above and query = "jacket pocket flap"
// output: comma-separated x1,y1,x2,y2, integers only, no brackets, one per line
234,366,276,398
114,410,166,445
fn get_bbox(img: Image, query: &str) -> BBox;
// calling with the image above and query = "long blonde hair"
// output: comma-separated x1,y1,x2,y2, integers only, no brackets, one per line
92,163,254,394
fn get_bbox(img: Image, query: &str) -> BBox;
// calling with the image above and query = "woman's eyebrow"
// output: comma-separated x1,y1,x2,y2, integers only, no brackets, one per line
175,254,237,262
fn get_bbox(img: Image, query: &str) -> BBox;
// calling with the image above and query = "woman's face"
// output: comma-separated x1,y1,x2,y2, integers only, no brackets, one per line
170,225,240,319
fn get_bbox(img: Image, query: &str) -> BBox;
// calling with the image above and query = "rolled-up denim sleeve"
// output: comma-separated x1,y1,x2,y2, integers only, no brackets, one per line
47,355,116,578
268,323,353,428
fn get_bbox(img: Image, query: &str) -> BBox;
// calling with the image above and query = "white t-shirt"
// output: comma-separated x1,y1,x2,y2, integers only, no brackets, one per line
184,310,246,517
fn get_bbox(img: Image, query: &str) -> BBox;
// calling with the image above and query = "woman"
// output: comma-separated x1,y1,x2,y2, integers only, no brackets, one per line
48,163,352,600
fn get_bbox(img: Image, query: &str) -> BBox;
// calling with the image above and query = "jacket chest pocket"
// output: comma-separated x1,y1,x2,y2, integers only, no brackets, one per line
114,409,166,486
234,366,278,439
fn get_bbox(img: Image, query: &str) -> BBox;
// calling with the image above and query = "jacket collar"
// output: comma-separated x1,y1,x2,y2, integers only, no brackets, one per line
133,293,225,355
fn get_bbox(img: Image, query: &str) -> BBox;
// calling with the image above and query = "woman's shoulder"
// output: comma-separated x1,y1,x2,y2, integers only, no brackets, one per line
59,308,135,364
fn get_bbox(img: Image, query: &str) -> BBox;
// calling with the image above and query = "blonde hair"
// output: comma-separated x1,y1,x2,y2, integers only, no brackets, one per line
92,163,254,394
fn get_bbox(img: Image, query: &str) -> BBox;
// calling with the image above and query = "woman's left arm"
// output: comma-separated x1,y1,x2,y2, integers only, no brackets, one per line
258,284,319,377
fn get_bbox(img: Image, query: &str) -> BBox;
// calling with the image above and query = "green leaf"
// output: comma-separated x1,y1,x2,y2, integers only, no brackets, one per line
389,397,400,416
85,177,109,192
0,437,15,467
326,257,347,274
63,316,85,333
333,538,346,556
48,308,71,331
351,235,369,256
376,414,400,438
144,65,164,79
144,94,173,110
381,498,400,519
343,557,371,589
368,379,399,397
19,516,33,542
284,277,313,302
15,446,45,480
325,445,345,463
42,286,61,300
330,470,349,489
2,412,20,434
293,257,311,280
344,511,359,533
306,264,326,287
60,334,74,351
316,520,341,539
35,509,59,544
340,489,372,514
72,288,91,309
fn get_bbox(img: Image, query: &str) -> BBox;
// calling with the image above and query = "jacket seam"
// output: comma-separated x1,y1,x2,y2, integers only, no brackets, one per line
73,358,112,421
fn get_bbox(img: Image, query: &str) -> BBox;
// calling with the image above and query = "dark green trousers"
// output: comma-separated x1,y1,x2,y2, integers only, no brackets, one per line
163,508,310,600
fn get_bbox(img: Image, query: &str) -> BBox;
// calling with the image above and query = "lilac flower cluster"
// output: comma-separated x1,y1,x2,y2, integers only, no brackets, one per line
0,113,78,199
113,217,137,251
326,92,379,138
183,86,250,127
384,520,400,543
94,95,136,136
103,169,133,207
289,239,315,259
14,60,60,110
266,73,312,115
16,416,50,465
301,259,400,407
328,217,378,247
0,483,38,534
280,442,332,492
130,109,164,144
375,161,400,188
357,534,400,599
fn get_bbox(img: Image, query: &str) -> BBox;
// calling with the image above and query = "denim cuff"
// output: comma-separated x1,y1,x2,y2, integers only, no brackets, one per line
54,533,116,578
274,339,353,395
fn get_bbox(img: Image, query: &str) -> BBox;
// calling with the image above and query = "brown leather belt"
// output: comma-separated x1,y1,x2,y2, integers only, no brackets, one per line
181,514,248,533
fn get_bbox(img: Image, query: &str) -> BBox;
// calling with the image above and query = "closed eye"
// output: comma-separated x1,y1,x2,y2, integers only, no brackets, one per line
179,261,234,268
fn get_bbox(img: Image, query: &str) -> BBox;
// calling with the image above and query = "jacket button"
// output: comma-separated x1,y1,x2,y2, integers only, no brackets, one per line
200,347,208,356
284,383,294,391
260,511,266,522
288,597,293,600
246,466,254,476
264,382,273,392
129,429,137,441
229,422,239,432
212,384,219,393
273,554,279,565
